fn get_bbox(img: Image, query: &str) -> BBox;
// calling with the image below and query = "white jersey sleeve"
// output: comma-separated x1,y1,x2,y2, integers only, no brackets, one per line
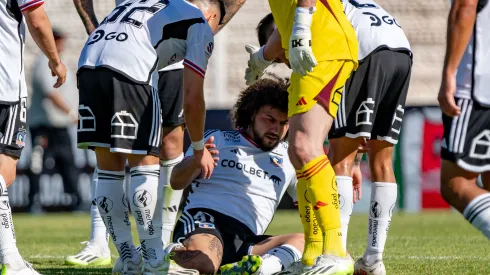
287,176,298,204
17,0,44,12
184,129,223,158
183,23,214,78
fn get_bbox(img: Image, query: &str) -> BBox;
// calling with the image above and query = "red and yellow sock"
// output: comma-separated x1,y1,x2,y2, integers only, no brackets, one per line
297,155,346,257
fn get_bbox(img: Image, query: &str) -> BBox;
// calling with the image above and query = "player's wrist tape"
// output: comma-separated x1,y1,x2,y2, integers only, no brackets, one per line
258,46,273,66
192,139,205,150
293,7,314,31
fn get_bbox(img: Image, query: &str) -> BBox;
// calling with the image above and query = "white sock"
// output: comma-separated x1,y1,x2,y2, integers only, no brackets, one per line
463,193,490,239
0,175,23,268
160,154,184,245
337,176,353,252
90,168,110,251
130,165,164,266
260,244,301,274
96,170,136,263
363,182,397,265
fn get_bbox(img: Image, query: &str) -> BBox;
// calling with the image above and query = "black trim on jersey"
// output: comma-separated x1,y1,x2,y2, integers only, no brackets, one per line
6,0,22,23
153,17,205,49
477,0,488,13
358,45,413,64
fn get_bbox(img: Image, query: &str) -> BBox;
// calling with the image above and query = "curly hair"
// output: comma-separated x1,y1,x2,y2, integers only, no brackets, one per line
232,76,289,130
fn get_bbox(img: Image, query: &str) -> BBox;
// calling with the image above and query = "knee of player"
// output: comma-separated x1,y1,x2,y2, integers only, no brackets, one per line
287,141,311,166
370,160,394,180
333,159,355,176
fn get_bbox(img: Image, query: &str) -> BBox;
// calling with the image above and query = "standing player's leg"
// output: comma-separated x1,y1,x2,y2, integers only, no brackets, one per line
64,166,111,267
287,60,355,273
0,99,43,274
440,99,490,239
158,69,186,246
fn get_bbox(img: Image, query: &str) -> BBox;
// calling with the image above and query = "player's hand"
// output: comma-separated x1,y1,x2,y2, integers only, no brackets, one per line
438,73,461,117
48,60,67,88
289,8,317,76
204,136,219,167
245,44,273,85
193,137,217,179
352,163,362,203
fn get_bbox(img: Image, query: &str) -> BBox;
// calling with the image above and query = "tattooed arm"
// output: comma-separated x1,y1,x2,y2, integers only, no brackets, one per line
213,0,246,34
73,0,99,35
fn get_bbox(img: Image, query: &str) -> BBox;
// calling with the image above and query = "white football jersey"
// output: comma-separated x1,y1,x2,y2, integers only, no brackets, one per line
184,129,298,235
78,0,213,88
342,0,411,61
455,0,490,106
0,0,43,103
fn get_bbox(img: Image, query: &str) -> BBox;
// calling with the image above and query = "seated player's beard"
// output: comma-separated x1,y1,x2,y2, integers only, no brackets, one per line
252,125,280,151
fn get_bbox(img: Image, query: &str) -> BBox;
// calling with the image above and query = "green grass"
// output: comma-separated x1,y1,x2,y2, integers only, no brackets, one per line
12,211,490,274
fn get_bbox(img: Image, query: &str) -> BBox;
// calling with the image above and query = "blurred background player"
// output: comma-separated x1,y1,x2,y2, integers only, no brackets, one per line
246,0,359,273
27,29,81,214
326,1,412,274
76,0,221,272
67,0,247,266
0,0,67,273
168,78,302,275
438,0,490,240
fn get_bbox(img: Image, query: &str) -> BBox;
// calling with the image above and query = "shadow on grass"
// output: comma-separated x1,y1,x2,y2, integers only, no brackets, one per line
37,267,112,275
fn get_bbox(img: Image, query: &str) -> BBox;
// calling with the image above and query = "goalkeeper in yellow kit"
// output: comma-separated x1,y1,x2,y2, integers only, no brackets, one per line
243,0,359,274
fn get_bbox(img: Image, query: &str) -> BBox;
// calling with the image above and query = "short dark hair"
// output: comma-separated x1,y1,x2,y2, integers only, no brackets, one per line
256,13,274,46
232,76,289,130
191,0,226,25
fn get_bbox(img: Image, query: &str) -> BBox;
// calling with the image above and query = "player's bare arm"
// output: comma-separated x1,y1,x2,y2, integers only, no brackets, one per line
73,0,99,35
24,5,66,87
214,0,245,34
171,136,219,190
183,68,216,179
438,0,478,117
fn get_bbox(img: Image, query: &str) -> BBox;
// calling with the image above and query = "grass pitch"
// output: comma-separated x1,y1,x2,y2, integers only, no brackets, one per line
14,211,490,274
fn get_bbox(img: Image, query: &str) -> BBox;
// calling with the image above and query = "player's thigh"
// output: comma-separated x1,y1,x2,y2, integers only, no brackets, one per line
249,233,304,256
110,71,161,158
441,98,490,174
173,209,224,271
158,69,185,159
0,100,28,185
371,51,412,143
288,60,355,119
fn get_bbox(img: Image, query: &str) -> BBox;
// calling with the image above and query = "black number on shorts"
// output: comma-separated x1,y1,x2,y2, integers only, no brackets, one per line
100,0,169,28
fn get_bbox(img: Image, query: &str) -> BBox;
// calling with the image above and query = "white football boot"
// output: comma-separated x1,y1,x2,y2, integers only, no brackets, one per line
113,246,142,274
302,254,354,275
273,260,312,275
1,260,42,275
117,260,143,275
65,241,111,266
353,258,386,275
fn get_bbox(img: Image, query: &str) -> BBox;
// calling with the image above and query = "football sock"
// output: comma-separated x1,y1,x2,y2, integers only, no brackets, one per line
298,155,345,257
363,182,397,265
463,193,490,240
0,175,23,269
160,154,184,245
90,168,110,250
260,244,302,273
96,170,136,263
337,176,353,253
295,174,322,266
130,165,164,266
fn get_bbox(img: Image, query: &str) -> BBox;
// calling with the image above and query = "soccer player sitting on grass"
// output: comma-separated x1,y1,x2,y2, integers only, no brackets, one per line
163,78,304,275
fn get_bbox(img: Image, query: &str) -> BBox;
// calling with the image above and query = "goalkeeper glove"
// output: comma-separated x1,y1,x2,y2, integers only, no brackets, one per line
289,7,318,76
244,44,273,85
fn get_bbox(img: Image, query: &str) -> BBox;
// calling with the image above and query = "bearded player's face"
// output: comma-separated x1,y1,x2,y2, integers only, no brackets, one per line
250,105,289,151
